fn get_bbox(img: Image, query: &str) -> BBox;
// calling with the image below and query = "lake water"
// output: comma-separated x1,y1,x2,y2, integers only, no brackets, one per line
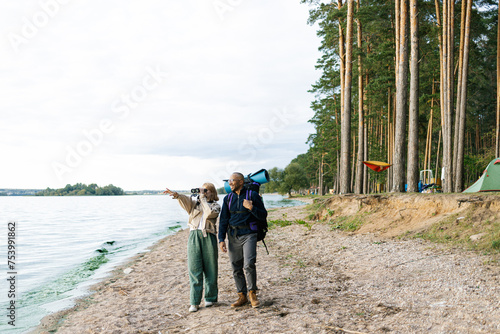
0,194,303,333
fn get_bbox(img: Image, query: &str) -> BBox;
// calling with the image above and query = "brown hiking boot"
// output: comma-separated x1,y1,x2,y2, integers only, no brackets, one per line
248,290,260,308
231,293,248,307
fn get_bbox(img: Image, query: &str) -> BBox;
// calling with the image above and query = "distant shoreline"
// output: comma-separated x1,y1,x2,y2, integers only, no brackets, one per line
0,189,165,196
0,189,294,196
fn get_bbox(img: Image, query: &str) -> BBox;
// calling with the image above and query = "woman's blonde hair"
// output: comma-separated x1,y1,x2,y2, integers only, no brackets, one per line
203,182,219,202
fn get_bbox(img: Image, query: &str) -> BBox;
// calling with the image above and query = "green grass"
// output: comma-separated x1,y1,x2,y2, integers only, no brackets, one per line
268,214,313,230
329,213,368,232
295,219,312,231
407,208,500,255
268,218,293,228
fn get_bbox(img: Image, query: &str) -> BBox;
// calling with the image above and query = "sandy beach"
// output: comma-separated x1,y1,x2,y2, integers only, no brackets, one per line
32,198,500,334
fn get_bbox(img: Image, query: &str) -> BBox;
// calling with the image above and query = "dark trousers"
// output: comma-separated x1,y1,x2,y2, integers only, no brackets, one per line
227,232,258,294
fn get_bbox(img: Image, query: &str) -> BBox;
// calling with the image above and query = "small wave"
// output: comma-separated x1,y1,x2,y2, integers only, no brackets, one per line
95,240,120,254
153,224,182,236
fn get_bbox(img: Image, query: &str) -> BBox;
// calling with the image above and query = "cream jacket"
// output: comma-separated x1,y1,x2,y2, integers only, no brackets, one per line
176,194,221,237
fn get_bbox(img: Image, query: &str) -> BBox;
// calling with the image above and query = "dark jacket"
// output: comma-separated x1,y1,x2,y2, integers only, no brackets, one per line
218,189,267,242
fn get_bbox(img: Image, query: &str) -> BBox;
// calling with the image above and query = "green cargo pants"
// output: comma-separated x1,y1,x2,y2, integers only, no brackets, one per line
187,230,218,305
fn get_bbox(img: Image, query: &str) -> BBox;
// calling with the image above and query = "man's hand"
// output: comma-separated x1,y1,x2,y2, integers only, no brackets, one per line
219,241,227,253
243,199,253,211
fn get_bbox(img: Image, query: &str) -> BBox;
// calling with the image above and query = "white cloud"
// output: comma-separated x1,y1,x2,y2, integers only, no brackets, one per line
0,0,320,190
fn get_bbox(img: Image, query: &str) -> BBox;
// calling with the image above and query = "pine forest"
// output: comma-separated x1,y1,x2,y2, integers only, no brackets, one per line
271,0,499,195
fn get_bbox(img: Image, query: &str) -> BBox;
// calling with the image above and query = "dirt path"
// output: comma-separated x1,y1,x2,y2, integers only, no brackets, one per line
33,201,500,334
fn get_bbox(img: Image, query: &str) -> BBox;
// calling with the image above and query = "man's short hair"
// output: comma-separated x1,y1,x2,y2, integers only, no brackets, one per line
232,172,245,180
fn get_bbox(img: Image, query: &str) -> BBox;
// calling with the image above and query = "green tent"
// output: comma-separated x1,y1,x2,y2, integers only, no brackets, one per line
463,158,500,193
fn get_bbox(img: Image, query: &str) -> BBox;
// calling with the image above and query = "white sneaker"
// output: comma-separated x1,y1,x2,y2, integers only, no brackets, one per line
205,301,214,307
189,305,199,312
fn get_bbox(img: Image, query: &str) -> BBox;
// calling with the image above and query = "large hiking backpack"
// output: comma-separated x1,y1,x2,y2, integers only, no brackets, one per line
223,169,270,194
227,189,269,254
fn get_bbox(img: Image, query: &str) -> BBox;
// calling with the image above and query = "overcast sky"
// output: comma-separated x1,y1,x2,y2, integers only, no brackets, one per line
0,0,321,191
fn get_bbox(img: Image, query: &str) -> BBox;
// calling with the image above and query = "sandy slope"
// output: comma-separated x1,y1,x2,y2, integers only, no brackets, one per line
32,198,499,334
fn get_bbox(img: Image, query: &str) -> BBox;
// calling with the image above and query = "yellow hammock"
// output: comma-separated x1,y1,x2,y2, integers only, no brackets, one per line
362,161,392,172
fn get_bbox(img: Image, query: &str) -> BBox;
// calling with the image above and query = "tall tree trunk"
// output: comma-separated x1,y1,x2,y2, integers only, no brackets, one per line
363,124,369,194
335,102,340,194
453,0,466,184
355,0,364,194
339,0,345,127
336,150,340,193
448,0,455,189
442,0,450,192
364,75,369,194
496,3,500,157
441,0,449,190
351,132,356,190
407,0,419,192
337,0,345,195
395,0,400,87
434,0,444,148
340,0,354,194
436,129,442,185
434,0,446,187
441,0,454,192
387,87,393,191
425,80,436,172
392,0,409,192
454,0,473,192
319,154,324,196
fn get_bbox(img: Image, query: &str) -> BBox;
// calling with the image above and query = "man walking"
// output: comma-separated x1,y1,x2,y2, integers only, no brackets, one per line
219,172,267,308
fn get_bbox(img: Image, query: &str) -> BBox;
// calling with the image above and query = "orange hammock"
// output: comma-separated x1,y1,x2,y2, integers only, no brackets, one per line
363,161,392,172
